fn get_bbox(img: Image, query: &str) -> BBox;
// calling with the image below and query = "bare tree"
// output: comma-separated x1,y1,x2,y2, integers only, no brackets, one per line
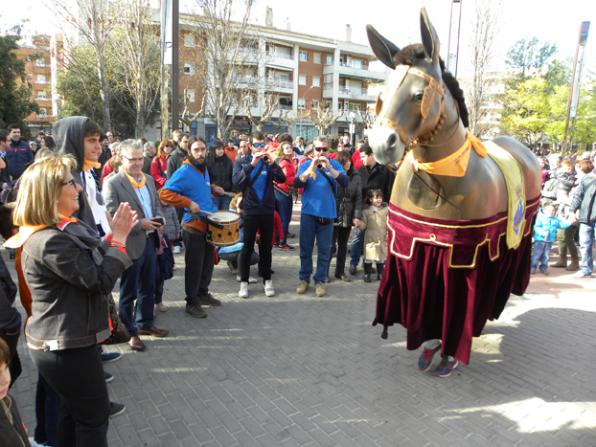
52,0,114,130
180,87,205,132
245,92,280,132
308,106,344,136
467,0,501,137
193,0,256,139
109,0,161,137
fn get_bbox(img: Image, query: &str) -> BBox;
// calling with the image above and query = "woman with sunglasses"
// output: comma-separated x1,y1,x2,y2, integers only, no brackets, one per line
6,154,136,446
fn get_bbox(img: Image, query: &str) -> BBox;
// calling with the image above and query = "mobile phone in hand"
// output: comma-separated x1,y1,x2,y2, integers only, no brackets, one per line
152,217,165,226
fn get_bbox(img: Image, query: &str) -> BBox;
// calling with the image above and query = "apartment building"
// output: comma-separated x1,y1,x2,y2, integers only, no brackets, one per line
177,14,386,140
14,35,55,133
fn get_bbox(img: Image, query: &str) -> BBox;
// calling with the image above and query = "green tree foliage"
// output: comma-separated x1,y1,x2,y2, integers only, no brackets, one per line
57,42,157,137
506,37,557,78
0,33,39,131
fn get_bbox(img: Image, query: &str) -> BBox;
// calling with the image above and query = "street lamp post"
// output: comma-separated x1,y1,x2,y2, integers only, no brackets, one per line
348,111,356,146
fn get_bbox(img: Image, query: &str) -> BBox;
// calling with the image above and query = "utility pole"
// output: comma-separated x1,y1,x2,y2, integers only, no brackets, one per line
446,0,463,77
563,21,590,153
160,0,179,138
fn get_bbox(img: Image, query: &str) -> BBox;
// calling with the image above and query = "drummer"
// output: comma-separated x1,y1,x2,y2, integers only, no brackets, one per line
159,138,225,318
232,132,286,299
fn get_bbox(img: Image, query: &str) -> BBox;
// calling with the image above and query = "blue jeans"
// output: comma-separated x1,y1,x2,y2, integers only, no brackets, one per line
119,238,156,336
213,194,232,211
578,222,595,275
299,213,334,284
349,228,364,267
275,190,293,244
531,240,552,273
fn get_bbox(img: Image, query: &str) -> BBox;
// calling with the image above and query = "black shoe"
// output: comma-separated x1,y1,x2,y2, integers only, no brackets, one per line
101,351,122,363
185,303,208,318
349,264,357,275
104,372,114,383
109,402,126,418
334,274,351,283
364,273,372,283
199,293,222,307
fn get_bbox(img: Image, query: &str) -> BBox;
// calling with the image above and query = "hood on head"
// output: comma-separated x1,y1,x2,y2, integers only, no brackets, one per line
53,116,94,171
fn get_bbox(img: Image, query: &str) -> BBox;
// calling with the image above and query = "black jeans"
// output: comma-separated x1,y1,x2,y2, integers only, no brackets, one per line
332,226,352,278
30,345,110,447
240,213,274,282
182,230,214,304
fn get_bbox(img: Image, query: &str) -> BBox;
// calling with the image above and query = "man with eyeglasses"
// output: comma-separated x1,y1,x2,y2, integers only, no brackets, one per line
294,135,349,297
103,140,169,352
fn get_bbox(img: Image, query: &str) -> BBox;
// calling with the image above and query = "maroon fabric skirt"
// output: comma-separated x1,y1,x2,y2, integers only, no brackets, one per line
374,198,540,365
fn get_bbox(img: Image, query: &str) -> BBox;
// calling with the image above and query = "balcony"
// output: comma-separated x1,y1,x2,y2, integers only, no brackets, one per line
338,87,375,102
230,48,259,65
265,52,295,70
265,78,293,94
323,63,385,82
322,86,376,102
233,76,259,90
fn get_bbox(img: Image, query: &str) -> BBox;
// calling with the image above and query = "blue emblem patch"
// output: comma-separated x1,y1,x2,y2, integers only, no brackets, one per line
513,201,524,234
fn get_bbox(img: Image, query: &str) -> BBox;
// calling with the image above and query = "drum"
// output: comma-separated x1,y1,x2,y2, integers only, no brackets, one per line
206,211,241,246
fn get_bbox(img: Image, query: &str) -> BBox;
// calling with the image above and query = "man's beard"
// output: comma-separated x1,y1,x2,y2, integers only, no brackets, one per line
188,153,205,169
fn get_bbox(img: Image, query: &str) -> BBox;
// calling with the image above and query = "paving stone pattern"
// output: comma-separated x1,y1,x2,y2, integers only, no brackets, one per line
9,237,596,446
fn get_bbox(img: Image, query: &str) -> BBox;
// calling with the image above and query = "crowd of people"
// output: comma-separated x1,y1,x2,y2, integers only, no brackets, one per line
532,152,596,277
0,119,397,446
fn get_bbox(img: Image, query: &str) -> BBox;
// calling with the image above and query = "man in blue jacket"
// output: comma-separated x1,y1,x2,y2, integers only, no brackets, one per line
233,132,285,299
294,135,348,297
5,124,34,180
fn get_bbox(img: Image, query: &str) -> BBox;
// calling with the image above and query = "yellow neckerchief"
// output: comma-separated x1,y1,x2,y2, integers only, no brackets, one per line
123,171,147,189
3,216,77,249
83,159,101,172
407,132,487,177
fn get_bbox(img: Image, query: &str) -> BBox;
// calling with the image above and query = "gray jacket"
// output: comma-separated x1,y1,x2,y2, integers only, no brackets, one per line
23,220,131,352
103,172,163,260
570,173,596,224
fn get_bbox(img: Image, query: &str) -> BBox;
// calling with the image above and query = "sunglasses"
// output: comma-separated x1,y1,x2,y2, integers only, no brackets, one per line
252,142,265,148
314,146,328,152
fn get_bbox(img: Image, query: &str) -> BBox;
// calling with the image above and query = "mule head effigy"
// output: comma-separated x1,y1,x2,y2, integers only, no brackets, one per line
366,8,447,165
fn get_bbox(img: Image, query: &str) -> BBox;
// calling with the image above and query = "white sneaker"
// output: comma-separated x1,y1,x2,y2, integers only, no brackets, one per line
238,282,249,298
264,279,275,297
236,275,257,283
173,245,182,254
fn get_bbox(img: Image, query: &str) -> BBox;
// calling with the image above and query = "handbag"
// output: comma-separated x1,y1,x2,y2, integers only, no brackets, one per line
104,294,131,345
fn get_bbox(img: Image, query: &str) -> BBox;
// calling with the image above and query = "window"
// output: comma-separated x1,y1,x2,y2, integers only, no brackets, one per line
184,33,195,48
298,74,307,86
299,50,308,62
35,58,46,67
297,97,306,109
311,99,319,110
36,90,47,100
36,74,47,84
39,108,47,116
312,76,320,87
183,63,196,75
326,54,333,65
313,52,321,64
186,89,196,103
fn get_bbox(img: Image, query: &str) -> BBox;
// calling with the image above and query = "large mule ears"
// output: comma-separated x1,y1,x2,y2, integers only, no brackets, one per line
366,25,399,69
420,7,440,65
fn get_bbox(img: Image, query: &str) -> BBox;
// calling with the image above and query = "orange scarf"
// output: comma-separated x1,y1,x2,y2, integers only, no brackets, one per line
83,159,101,172
407,132,487,177
124,172,147,189
4,216,77,249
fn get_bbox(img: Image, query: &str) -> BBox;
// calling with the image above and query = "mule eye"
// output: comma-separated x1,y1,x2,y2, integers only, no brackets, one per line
413,91,424,101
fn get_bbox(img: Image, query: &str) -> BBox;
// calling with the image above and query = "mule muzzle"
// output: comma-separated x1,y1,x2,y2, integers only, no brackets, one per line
368,125,405,165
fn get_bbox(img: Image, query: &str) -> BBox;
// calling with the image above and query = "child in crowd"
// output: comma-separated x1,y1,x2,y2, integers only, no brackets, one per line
358,189,389,282
531,202,573,275
0,338,30,446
